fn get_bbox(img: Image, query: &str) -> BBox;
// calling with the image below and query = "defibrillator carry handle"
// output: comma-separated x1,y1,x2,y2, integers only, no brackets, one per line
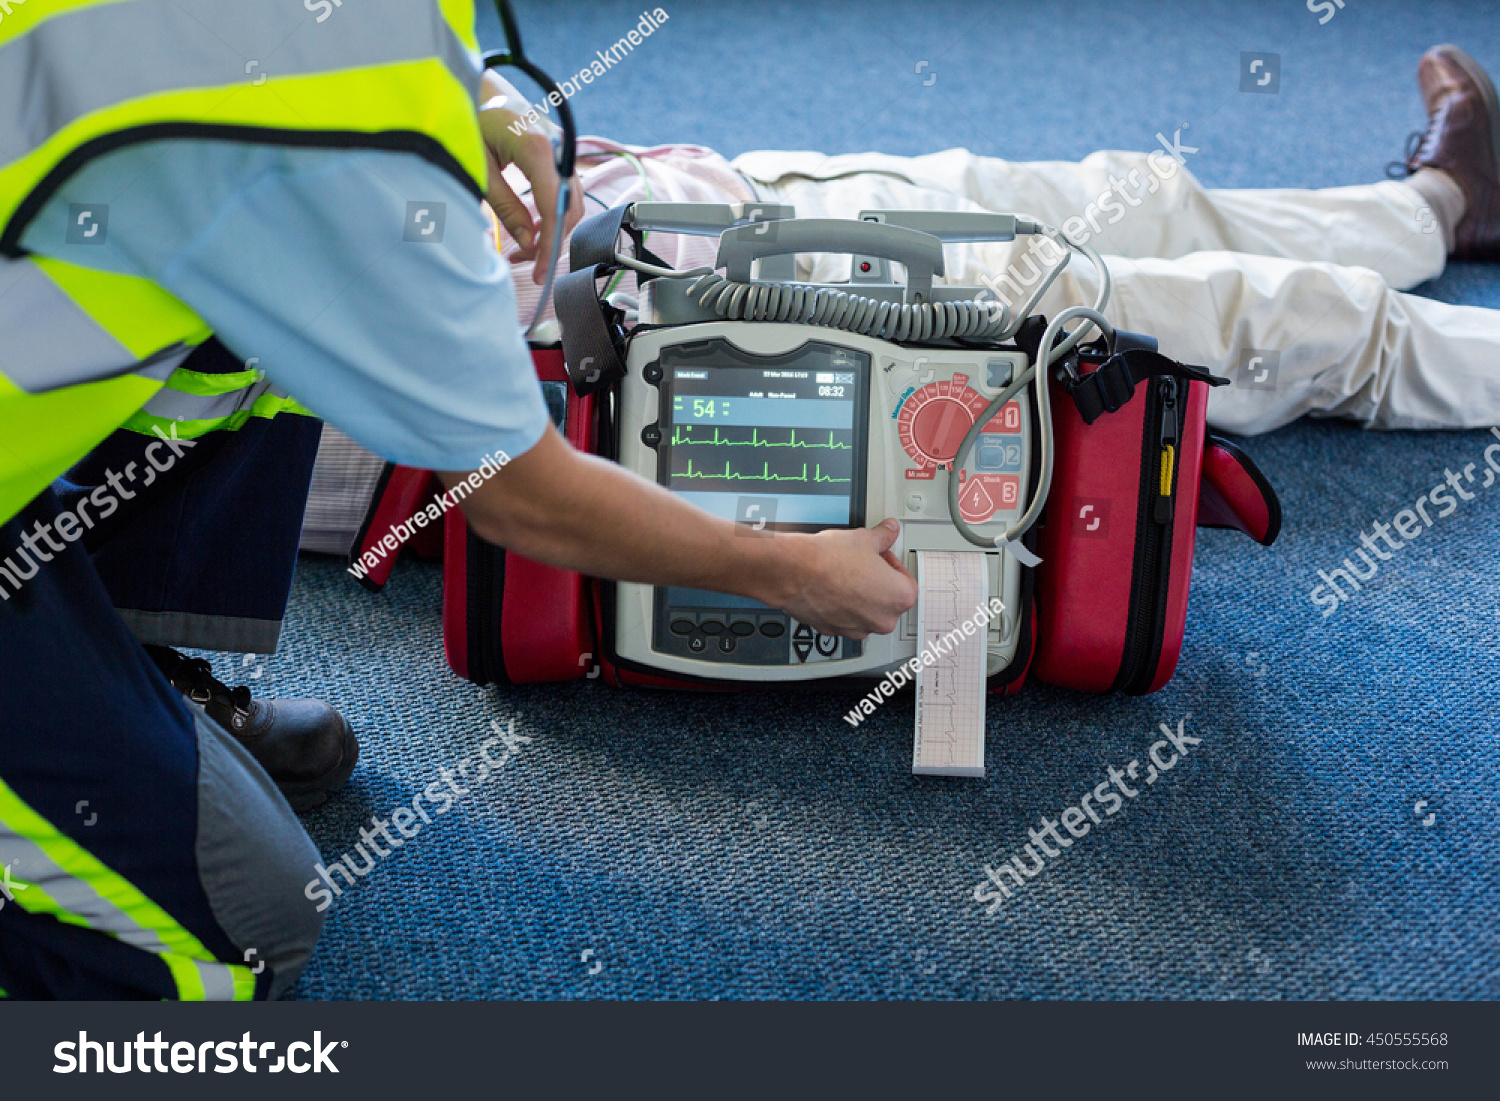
717,219,946,302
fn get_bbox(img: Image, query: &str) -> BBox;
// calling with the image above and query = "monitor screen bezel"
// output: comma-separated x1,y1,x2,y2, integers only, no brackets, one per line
653,336,871,536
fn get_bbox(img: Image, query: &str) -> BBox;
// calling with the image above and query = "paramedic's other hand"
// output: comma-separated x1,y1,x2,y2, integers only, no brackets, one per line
477,99,583,285
777,520,916,639
444,429,917,641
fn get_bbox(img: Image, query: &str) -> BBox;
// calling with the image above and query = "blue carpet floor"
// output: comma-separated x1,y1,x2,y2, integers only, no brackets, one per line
250,0,1500,999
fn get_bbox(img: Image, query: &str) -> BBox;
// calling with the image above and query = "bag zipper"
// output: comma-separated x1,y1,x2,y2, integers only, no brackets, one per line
466,526,507,686
1155,379,1177,523
1116,376,1178,693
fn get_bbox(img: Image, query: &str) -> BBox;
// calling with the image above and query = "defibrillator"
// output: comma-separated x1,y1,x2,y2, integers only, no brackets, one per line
583,203,1057,685
354,203,1281,736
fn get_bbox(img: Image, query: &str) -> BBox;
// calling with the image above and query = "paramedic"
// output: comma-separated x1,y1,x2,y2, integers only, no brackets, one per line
0,0,914,1001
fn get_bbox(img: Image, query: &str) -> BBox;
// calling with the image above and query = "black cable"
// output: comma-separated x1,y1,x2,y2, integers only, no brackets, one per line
483,0,576,180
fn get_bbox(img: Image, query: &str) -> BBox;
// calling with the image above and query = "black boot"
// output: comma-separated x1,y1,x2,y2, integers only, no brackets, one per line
144,645,359,812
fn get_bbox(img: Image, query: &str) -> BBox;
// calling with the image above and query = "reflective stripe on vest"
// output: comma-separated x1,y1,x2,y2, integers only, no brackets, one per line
0,0,485,524
0,0,486,248
0,0,479,169
0,254,195,393
0,773,255,1001
121,366,314,440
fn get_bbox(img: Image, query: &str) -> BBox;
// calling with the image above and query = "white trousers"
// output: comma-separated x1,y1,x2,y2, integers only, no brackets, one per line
732,147,1500,434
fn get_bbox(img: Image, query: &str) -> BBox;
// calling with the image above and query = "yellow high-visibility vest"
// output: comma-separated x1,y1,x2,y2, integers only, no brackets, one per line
0,0,489,524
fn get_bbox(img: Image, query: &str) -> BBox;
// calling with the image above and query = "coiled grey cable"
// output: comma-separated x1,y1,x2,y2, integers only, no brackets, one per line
947,305,1116,556
681,272,1012,342
939,220,1114,556
604,216,1099,347
998,222,1111,342
996,229,1070,339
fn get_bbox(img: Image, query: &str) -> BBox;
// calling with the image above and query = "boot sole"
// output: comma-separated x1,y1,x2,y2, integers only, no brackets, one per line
279,716,360,814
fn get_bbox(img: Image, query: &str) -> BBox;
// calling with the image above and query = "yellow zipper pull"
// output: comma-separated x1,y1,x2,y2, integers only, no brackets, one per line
1155,379,1178,522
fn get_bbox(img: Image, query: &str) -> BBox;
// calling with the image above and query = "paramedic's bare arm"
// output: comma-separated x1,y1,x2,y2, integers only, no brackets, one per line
444,427,916,639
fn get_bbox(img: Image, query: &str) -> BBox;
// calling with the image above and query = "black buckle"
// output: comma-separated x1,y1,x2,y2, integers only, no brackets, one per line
1064,354,1137,424
1064,348,1228,424
1092,356,1140,415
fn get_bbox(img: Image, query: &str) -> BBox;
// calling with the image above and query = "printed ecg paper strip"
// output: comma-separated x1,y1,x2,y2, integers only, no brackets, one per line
912,550,988,777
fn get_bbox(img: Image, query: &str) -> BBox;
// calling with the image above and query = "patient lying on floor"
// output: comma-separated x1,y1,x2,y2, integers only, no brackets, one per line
488,46,1500,439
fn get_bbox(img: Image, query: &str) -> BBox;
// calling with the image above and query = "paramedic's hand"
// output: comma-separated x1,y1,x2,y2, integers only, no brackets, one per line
775,520,916,639
477,100,583,285
446,429,917,640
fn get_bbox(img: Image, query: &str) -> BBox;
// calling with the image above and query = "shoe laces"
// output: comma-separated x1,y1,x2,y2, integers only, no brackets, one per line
1386,131,1423,179
1388,99,1456,179
171,655,253,716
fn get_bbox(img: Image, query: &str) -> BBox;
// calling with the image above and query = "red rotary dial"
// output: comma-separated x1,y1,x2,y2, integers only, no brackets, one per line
896,376,991,469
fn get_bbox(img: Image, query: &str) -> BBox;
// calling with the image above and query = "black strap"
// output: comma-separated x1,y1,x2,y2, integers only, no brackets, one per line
555,205,668,396
566,203,667,273
554,267,622,396
1065,348,1228,424
1013,314,1051,366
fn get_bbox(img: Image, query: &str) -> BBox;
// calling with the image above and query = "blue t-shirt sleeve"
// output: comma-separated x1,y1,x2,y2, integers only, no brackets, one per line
23,142,549,471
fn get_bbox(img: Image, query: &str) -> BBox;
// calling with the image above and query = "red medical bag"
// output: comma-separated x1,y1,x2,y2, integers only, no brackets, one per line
361,341,1279,694
1032,346,1280,694
439,346,599,685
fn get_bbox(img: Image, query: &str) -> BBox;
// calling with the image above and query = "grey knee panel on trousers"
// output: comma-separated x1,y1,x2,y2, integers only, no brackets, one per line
192,710,324,999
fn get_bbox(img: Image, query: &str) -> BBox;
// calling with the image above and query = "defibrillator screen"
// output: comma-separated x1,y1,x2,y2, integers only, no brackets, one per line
656,338,870,532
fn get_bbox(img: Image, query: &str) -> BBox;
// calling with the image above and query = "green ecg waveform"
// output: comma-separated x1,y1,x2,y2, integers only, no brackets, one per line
670,426,852,451
680,461,851,484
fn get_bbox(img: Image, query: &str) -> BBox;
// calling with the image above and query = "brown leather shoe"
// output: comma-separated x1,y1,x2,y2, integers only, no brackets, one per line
1402,45,1500,260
